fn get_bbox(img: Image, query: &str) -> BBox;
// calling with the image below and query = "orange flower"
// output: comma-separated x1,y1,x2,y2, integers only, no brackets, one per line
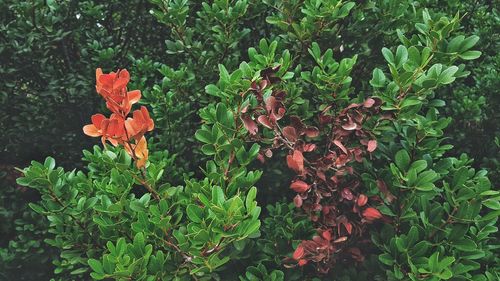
83,113,125,146
125,106,154,141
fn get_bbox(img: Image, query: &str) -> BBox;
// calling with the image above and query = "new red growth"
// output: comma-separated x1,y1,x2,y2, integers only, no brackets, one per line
83,68,154,168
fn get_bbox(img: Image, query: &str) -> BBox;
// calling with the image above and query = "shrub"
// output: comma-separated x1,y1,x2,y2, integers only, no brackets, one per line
5,1,500,280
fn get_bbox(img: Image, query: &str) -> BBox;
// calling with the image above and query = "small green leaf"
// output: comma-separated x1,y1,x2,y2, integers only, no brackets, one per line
379,253,394,266
186,204,203,223
88,259,104,274
382,47,394,64
395,45,408,68
370,68,386,88
246,186,257,212
453,239,477,251
44,157,56,170
459,35,479,52
195,129,213,144
459,50,481,60
395,150,411,171
205,84,221,97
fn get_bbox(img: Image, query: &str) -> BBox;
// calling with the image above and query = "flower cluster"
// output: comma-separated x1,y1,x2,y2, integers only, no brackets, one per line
239,67,389,272
83,69,154,168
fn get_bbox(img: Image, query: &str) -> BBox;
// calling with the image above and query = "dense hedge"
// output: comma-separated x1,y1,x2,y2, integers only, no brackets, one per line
1,1,498,280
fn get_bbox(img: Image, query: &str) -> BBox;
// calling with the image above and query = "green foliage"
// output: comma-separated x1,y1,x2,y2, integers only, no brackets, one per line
1,0,499,280
0,168,56,280
16,146,261,280
367,10,500,280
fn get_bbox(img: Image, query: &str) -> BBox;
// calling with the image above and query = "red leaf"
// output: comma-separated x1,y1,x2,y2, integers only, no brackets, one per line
282,126,298,142
290,180,310,193
305,127,319,138
321,230,332,241
367,140,377,152
357,194,368,207
341,120,357,130
333,140,348,154
293,194,303,207
264,149,273,158
241,114,258,135
298,259,308,266
363,207,382,222
343,222,353,234
287,150,304,174
293,245,305,260
363,98,375,108
333,236,348,243
303,143,316,152
257,115,273,129
376,180,396,203
257,154,265,163
341,188,354,201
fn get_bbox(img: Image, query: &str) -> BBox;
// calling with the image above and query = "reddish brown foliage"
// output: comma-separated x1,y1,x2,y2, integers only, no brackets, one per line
240,67,390,272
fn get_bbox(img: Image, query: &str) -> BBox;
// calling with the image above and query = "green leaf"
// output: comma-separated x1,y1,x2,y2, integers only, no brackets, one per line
28,203,45,214
459,50,481,60
395,150,411,171
186,204,203,223
244,220,261,236
428,252,439,273
379,253,394,266
410,160,428,174
453,239,477,251
439,66,458,84
195,129,213,144
395,45,408,68
212,186,225,205
44,157,56,170
338,2,355,18
459,35,480,52
483,199,500,210
382,47,394,64
218,64,230,82
415,170,438,189
400,98,422,108
246,186,257,212
88,259,104,274
370,68,386,88
205,84,221,97
201,144,216,155
447,35,465,53
216,103,231,127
